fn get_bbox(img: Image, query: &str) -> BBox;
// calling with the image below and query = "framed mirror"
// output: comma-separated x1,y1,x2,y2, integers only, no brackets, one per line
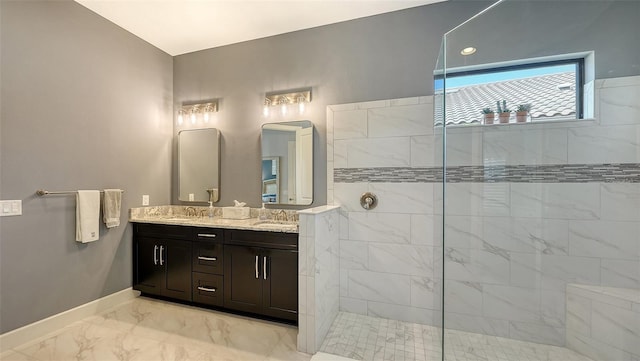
178,128,220,202
261,121,313,205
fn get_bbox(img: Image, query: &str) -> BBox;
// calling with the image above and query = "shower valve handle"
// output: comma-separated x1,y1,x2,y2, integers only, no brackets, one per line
360,192,378,210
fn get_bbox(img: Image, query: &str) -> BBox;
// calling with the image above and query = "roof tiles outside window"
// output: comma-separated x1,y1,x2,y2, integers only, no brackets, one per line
436,72,576,126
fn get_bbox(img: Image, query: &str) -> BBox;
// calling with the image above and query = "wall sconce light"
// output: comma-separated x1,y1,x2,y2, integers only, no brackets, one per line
202,103,216,122
190,106,198,124
263,99,271,117
177,109,186,125
177,100,218,126
263,88,311,117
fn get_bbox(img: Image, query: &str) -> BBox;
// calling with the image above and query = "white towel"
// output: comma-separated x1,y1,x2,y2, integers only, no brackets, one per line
102,189,122,228
76,190,100,243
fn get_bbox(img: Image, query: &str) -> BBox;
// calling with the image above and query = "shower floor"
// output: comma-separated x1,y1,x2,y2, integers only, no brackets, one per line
320,312,594,361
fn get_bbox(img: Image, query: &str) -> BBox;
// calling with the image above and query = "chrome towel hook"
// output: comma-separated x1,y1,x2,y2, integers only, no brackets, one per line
360,192,378,210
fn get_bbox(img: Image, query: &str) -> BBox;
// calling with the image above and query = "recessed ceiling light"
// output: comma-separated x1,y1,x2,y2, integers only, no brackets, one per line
460,47,477,56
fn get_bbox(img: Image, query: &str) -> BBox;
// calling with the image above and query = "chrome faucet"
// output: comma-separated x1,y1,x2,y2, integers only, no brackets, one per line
274,210,287,222
185,206,197,217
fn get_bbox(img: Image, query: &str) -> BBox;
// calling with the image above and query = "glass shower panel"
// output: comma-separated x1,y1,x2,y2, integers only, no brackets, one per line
441,1,640,361
432,37,446,361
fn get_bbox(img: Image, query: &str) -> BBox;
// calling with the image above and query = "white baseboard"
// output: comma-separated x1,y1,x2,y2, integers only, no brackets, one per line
0,288,140,351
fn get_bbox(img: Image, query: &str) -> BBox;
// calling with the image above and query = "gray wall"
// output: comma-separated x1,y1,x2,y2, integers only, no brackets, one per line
173,1,493,208
0,1,173,333
445,0,640,78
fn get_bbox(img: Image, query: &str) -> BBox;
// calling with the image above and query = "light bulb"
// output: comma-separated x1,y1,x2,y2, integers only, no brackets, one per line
177,112,184,125
190,112,196,124
298,101,305,114
460,47,476,56
204,112,210,122
281,103,287,116
263,105,269,117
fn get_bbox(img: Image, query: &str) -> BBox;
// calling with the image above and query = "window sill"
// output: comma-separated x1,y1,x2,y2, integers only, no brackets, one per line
438,117,597,132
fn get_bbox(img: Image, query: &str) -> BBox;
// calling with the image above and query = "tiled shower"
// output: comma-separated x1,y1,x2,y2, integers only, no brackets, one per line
322,76,639,360
317,1,639,360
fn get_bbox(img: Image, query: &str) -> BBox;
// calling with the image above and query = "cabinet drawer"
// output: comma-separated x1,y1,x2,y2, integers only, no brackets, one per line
192,242,223,274
224,229,298,250
134,223,192,239
192,273,223,307
193,228,224,242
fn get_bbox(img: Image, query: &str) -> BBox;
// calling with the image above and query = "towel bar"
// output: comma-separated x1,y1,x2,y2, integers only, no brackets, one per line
36,189,125,196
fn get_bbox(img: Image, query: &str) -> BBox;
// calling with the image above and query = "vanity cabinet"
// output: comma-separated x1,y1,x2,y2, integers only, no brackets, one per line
133,224,192,301
223,229,298,322
132,223,298,323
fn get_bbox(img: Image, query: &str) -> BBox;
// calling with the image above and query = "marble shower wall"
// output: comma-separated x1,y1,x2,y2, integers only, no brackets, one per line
327,96,443,328
566,284,640,360
326,75,640,348
297,206,341,354
438,75,640,347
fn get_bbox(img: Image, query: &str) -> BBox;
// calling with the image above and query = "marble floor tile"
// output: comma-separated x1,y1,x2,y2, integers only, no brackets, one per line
1,296,312,361
83,297,182,342
163,307,290,356
268,329,314,361
320,312,595,361
14,321,158,361
0,350,38,361
1,299,607,361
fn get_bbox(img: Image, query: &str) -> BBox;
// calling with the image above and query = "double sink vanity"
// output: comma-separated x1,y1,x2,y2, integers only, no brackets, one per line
131,119,315,324
130,206,300,323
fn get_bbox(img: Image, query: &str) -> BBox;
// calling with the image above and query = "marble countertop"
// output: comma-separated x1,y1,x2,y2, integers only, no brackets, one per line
129,205,299,233
130,208,298,234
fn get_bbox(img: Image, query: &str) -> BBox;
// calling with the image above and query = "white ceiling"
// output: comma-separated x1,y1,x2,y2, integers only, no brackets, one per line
75,0,445,56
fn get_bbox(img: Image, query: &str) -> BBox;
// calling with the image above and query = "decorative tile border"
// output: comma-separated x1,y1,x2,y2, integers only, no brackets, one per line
334,167,443,183
334,163,640,183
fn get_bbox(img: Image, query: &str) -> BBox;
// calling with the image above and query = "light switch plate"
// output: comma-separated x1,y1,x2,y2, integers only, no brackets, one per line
142,195,149,206
0,200,22,216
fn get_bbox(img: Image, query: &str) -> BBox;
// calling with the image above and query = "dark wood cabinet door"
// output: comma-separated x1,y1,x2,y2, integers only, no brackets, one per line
162,239,192,301
223,245,262,314
133,237,163,296
262,249,298,321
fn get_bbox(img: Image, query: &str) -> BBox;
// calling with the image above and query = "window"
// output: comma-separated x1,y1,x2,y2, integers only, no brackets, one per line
435,58,585,126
